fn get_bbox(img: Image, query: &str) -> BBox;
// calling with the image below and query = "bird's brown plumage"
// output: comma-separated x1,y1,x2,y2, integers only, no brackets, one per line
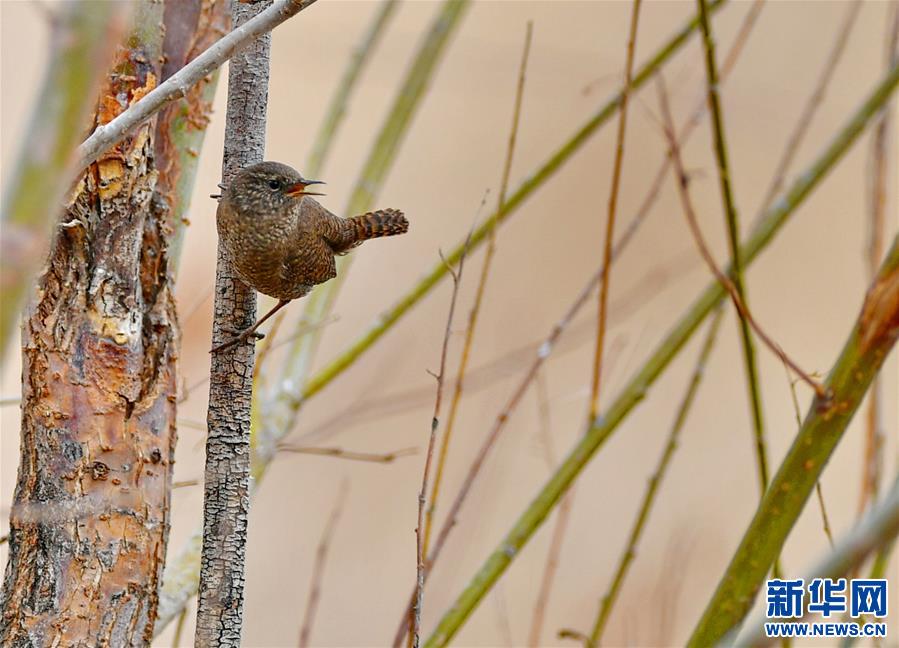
216,161,408,301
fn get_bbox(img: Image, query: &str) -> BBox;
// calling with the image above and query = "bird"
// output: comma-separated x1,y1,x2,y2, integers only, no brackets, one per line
211,161,409,352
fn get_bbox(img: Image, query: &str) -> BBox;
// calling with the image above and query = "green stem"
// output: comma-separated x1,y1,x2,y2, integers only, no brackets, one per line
297,0,730,406
697,0,769,497
589,307,725,646
690,235,899,646
423,59,899,648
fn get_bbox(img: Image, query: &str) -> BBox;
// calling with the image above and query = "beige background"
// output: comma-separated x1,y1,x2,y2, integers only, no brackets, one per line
2,1,898,646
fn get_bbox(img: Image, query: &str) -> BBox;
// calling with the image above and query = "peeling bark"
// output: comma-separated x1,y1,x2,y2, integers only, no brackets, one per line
0,3,178,646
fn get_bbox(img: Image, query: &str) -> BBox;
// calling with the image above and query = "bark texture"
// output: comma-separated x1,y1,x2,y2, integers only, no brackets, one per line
194,0,271,645
0,3,178,645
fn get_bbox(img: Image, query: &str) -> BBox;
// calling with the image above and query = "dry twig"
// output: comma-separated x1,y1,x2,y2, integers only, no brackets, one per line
298,481,350,648
656,77,827,399
412,245,471,647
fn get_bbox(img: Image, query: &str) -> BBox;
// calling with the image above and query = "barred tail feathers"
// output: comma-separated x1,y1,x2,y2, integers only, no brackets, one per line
350,208,408,241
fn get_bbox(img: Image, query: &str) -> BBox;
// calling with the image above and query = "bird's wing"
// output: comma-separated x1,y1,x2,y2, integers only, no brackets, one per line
282,231,336,286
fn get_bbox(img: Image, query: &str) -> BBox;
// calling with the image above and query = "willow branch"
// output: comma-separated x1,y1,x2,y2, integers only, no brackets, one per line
736,475,899,648
423,19,533,562
423,59,899,648
590,0,642,421
589,308,725,646
696,0,773,499
657,76,827,398
689,234,899,645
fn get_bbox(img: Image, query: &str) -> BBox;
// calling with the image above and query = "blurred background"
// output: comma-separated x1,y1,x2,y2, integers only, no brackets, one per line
2,1,897,646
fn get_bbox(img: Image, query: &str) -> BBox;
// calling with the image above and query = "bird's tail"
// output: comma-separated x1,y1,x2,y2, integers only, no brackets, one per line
349,208,409,241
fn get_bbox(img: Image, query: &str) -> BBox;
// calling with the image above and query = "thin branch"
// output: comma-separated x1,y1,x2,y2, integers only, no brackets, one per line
859,2,898,516
422,60,899,648
784,366,833,547
527,368,567,648
298,480,349,648
195,0,274,643
172,602,190,647
690,234,899,645
413,240,471,648
756,0,863,213
74,0,319,170
590,0,642,421
395,206,652,646
589,307,725,646
296,0,731,410
696,0,772,497
423,19,533,563
277,444,417,464
656,77,826,399
306,0,399,176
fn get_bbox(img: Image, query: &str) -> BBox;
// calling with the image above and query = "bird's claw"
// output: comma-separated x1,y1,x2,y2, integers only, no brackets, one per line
210,327,265,353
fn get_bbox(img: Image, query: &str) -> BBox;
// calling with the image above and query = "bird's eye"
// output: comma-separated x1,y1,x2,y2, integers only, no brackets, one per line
268,179,281,190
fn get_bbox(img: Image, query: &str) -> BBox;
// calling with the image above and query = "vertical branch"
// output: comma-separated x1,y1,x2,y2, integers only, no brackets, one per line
859,2,898,516
589,0,642,421
696,0,770,497
423,19,533,561
196,0,270,644
413,248,469,647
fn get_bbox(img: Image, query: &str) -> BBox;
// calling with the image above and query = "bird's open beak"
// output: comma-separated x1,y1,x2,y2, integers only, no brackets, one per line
285,179,326,197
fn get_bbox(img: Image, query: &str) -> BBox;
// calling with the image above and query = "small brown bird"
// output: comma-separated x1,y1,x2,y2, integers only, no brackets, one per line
212,161,408,352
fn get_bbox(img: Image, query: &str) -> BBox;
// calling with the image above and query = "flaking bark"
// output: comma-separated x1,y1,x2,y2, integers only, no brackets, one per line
194,0,271,645
0,3,178,645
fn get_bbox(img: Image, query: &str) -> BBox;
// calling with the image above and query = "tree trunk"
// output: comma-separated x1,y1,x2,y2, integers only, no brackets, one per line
0,2,192,644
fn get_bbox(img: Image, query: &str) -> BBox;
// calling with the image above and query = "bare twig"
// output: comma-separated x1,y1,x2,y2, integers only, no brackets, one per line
784,366,833,546
859,2,898,516
590,0,642,421
278,444,417,464
424,56,899,648
423,20,533,562
298,481,349,648
527,369,570,648
75,0,319,170
656,77,827,399
756,0,863,213
696,0,773,499
413,242,471,648
394,208,650,646
172,603,190,647
589,308,725,646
